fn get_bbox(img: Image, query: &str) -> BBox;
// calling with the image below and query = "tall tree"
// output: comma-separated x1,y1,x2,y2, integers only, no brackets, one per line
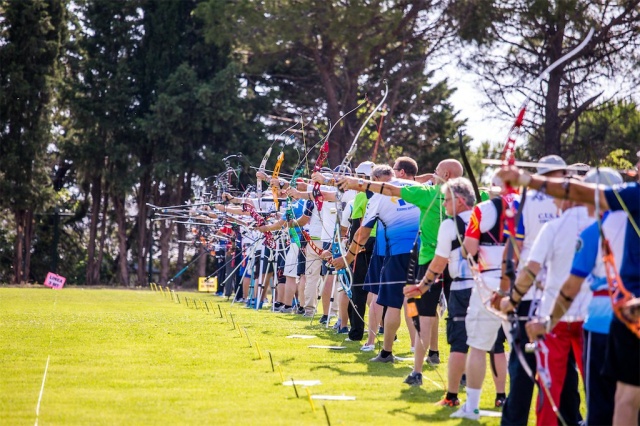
0,0,66,283
62,0,142,285
197,0,462,168
450,0,640,157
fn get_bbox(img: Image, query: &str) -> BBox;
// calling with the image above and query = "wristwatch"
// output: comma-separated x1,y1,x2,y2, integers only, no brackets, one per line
357,179,364,188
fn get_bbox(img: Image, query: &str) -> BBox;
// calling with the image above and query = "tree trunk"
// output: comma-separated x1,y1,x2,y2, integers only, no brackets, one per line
95,190,109,284
137,171,150,286
23,210,34,283
197,247,207,286
86,176,102,285
13,209,25,284
158,220,173,285
113,195,130,287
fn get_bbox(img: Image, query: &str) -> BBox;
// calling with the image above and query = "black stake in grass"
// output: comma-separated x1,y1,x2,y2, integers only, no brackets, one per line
291,378,299,398
185,298,189,308
229,313,236,330
268,351,274,372
204,301,210,312
175,293,180,304
217,304,223,319
244,327,252,347
323,405,331,426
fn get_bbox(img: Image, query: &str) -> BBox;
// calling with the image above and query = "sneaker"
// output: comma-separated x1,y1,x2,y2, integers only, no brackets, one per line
303,311,315,318
495,396,506,408
378,326,384,334
370,352,395,363
403,372,423,386
319,315,328,324
435,397,460,407
280,307,294,314
344,337,361,342
296,306,306,315
410,347,415,353
332,319,342,330
427,353,441,365
360,344,376,352
337,327,349,334
273,302,284,310
450,403,480,421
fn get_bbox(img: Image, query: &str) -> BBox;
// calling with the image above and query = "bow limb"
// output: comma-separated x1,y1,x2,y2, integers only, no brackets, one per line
338,81,389,172
458,130,482,204
271,151,285,210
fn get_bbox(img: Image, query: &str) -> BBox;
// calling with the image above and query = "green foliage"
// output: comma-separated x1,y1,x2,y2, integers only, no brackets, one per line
197,0,463,168
565,100,640,166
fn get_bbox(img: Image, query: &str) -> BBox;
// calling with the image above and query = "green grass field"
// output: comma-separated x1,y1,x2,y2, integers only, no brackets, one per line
1,286,529,425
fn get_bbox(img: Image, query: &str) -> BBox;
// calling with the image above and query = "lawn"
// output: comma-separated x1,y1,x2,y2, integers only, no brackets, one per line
1,286,520,425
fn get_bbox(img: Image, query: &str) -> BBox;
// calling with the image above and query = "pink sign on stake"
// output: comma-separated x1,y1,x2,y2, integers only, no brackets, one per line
44,272,66,290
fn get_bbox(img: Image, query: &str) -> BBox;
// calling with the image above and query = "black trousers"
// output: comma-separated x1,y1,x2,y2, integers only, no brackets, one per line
347,249,371,341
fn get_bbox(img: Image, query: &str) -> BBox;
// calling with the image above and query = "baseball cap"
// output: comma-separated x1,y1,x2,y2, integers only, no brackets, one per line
333,165,351,175
536,155,567,175
568,163,590,176
583,167,623,187
320,166,333,173
355,161,374,177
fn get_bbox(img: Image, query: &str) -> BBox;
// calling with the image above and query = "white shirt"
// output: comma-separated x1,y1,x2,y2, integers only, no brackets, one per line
517,189,560,301
435,210,473,285
528,206,594,320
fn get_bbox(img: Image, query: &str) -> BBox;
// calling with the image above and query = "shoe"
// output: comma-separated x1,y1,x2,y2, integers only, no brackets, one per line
235,298,245,303
410,347,415,353
296,306,306,315
303,310,315,318
319,315,328,324
337,327,349,334
332,319,342,330
344,337,361,342
403,372,423,386
495,396,506,408
280,307,294,313
360,344,376,352
378,326,384,334
435,397,460,407
450,403,480,420
460,374,466,387
370,352,395,363
427,353,441,365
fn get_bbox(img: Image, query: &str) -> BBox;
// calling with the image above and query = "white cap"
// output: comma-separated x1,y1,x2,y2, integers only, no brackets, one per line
583,167,623,187
536,155,567,175
355,161,374,177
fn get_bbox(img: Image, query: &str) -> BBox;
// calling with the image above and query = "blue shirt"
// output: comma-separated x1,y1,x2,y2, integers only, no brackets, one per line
570,213,612,334
605,183,640,296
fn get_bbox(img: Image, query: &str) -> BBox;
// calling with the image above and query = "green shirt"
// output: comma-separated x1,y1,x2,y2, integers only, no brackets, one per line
400,184,445,264
400,185,490,264
351,191,377,235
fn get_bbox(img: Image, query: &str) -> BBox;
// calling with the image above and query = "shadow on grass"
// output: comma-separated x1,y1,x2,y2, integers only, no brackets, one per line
388,404,475,424
310,361,406,378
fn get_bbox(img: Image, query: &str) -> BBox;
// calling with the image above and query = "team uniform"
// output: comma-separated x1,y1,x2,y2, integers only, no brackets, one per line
570,210,626,425
603,184,640,387
502,189,562,426
464,197,514,352
527,206,594,426
362,178,420,309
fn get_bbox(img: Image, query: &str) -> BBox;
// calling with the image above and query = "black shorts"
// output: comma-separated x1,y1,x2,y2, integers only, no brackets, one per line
446,288,472,353
415,263,442,317
492,326,506,354
603,319,640,386
296,242,307,276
